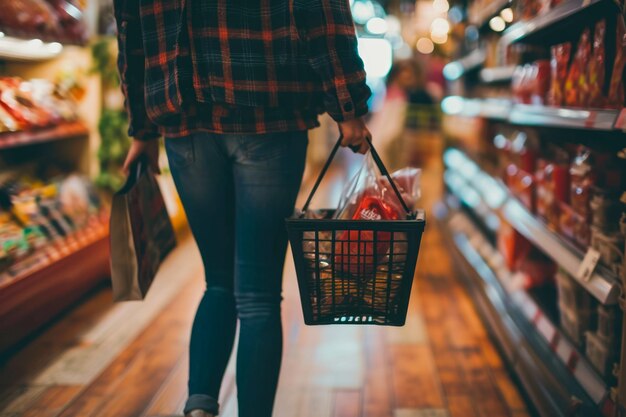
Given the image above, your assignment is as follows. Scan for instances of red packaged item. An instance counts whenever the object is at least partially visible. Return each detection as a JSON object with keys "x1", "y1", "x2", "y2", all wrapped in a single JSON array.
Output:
[
  {"x1": 565, "y1": 30, "x2": 592, "y2": 107},
  {"x1": 570, "y1": 147, "x2": 597, "y2": 217},
  {"x1": 548, "y1": 43, "x2": 571, "y2": 106},
  {"x1": 45, "y1": 0, "x2": 88, "y2": 43},
  {"x1": 332, "y1": 154, "x2": 421, "y2": 275},
  {"x1": 532, "y1": 60, "x2": 551, "y2": 105},
  {"x1": 608, "y1": 17, "x2": 626, "y2": 108},
  {"x1": 588, "y1": 21, "x2": 607, "y2": 108},
  {"x1": 498, "y1": 221, "x2": 532, "y2": 271},
  {"x1": 334, "y1": 196, "x2": 399, "y2": 275},
  {"x1": 0, "y1": 0, "x2": 60, "y2": 39},
  {"x1": 516, "y1": 248, "x2": 557, "y2": 289}
]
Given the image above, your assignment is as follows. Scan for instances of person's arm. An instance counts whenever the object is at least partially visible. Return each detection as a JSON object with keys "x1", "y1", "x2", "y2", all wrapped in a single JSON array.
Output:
[
  {"x1": 113, "y1": 0, "x2": 160, "y2": 141},
  {"x1": 294, "y1": 0, "x2": 372, "y2": 123}
]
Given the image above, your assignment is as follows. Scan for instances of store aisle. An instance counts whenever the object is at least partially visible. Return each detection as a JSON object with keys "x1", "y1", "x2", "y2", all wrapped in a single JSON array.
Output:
[{"x1": 0, "y1": 150, "x2": 530, "y2": 417}]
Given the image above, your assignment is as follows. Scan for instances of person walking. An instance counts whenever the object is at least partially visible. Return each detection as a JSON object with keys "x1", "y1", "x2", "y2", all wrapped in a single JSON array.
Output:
[{"x1": 113, "y1": 1, "x2": 372, "y2": 416}]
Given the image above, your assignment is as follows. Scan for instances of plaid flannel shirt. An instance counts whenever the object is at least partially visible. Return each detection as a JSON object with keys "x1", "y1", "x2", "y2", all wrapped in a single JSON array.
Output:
[{"x1": 113, "y1": 0, "x2": 371, "y2": 140}]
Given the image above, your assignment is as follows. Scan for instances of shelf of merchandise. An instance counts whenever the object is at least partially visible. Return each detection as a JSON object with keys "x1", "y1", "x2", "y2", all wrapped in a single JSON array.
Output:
[
  {"x1": 441, "y1": 96, "x2": 625, "y2": 132},
  {"x1": 0, "y1": 216, "x2": 110, "y2": 352},
  {"x1": 0, "y1": 35, "x2": 65, "y2": 61},
  {"x1": 443, "y1": 148, "x2": 621, "y2": 305},
  {"x1": 442, "y1": 49, "x2": 486, "y2": 81},
  {"x1": 469, "y1": 0, "x2": 512, "y2": 28},
  {"x1": 501, "y1": 0, "x2": 614, "y2": 45},
  {"x1": 0, "y1": 122, "x2": 89, "y2": 150},
  {"x1": 479, "y1": 66, "x2": 516, "y2": 84},
  {"x1": 438, "y1": 203, "x2": 615, "y2": 417}
]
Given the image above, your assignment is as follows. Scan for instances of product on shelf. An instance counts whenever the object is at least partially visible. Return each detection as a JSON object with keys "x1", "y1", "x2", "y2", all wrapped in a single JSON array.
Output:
[
  {"x1": 547, "y1": 43, "x2": 571, "y2": 107},
  {"x1": 564, "y1": 29, "x2": 591, "y2": 108},
  {"x1": 588, "y1": 20, "x2": 607, "y2": 108},
  {"x1": 532, "y1": 59, "x2": 551, "y2": 105},
  {"x1": 498, "y1": 221, "x2": 532, "y2": 271},
  {"x1": 0, "y1": 77, "x2": 79, "y2": 134},
  {"x1": 0, "y1": 173, "x2": 104, "y2": 276},
  {"x1": 0, "y1": 0, "x2": 88, "y2": 44},
  {"x1": 536, "y1": 146, "x2": 570, "y2": 228},
  {"x1": 586, "y1": 304, "x2": 622, "y2": 380},
  {"x1": 608, "y1": 16, "x2": 626, "y2": 108},
  {"x1": 556, "y1": 269, "x2": 597, "y2": 348}
]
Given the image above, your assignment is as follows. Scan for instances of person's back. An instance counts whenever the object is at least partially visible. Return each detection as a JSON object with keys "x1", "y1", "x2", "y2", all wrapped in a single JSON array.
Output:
[{"x1": 114, "y1": 1, "x2": 372, "y2": 417}]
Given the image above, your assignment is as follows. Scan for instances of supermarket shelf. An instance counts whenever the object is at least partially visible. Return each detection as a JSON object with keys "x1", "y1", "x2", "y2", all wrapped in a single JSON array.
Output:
[
  {"x1": 441, "y1": 96, "x2": 511, "y2": 120},
  {"x1": 501, "y1": 0, "x2": 615, "y2": 45},
  {"x1": 440, "y1": 207, "x2": 614, "y2": 416},
  {"x1": 441, "y1": 96, "x2": 624, "y2": 132},
  {"x1": 0, "y1": 35, "x2": 64, "y2": 61},
  {"x1": 0, "y1": 219, "x2": 110, "y2": 353},
  {"x1": 442, "y1": 49, "x2": 486, "y2": 81},
  {"x1": 469, "y1": 0, "x2": 512, "y2": 28},
  {"x1": 443, "y1": 148, "x2": 621, "y2": 305},
  {"x1": 0, "y1": 122, "x2": 89, "y2": 150},
  {"x1": 509, "y1": 104, "x2": 621, "y2": 131},
  {"x1": 479, "y1": 66, "x2": 516, "y2": 84}
]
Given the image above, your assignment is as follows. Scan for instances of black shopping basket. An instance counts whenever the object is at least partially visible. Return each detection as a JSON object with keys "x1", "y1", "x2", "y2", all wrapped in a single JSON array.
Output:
[{"x1": 286, "y1": 136, "x2": 425, "y2": 326}]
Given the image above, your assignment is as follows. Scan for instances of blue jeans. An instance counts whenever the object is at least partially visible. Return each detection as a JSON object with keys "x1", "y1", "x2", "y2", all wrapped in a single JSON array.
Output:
[{"x1": 165, "y1": 131, "x2": 308, "y2": 417}]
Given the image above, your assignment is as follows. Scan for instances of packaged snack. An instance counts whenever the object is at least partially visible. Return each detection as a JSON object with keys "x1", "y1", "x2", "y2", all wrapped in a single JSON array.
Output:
[
  {"x1": 570, "y1": 146, "x2": 597, "y2": 217},
  {"x1": 608, "y1": 17, "x2": 626, "y2": 108},
  {"x1": 532, "y1": 60, "x2": 551, "y2": 105},
  {"x1": 0, "y1": 0, "x2": 60, "y2": 39},
  {"x1": 588, "y1": 21, "x2": 607, "y2": 108},
  {"x1": 565, "y1": 30, "x2": 591, "y2": 107},
  {"x1": 548, "y1": 43, "x2": 571, "y2": 106},
  {"x1": 333, "y1": 155, "x2": 421, "y2": 275}
]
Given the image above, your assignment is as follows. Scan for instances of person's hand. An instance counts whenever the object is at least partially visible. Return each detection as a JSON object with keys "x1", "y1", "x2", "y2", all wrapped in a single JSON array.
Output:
[
  {"x1": 122, "y1": 139, "x2": 161, "y2": 175},
  {"x1": 338, "y1": 117, "x2": 371, "y2": 154}
]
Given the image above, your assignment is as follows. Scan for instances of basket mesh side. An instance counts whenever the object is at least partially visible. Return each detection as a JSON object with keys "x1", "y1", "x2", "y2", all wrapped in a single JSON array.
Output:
[{"x1": 301, "y1": 229, "x2": 411, "y2": 325}]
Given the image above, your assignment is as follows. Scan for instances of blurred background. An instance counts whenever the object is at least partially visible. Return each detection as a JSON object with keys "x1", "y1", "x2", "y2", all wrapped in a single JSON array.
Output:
[{"x1": 0, "y1": 1, "x2": 625, "y2": 417}]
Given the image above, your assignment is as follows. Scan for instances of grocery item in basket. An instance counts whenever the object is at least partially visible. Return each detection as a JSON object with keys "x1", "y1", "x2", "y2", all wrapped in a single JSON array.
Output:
[
  {"x1": 332, "y1": 154, "x2": 421, "y2": 275},
  {"x1": 548, "y1": 43, "x2": 571, "y2": 107},
  {"x1": 608, "y1": 17, "x2": 626, "y2": 108},
  {"x1": 588, "y1": 20, "x2": 607, "y2": 108},
  {"x1": 334, "y1": 196, "x2": 399, "y2": 275}
]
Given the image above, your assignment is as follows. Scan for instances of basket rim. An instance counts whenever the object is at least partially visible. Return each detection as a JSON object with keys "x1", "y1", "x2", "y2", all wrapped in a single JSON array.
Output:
[{"x1": 287, "y1": 209, "x2": 425, "y2": 223}]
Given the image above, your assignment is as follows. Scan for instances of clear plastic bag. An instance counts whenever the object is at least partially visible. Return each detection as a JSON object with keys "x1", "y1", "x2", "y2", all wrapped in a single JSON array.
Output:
[{"x1": 332, "y1": 153, "x2": 421, "y2": 274}]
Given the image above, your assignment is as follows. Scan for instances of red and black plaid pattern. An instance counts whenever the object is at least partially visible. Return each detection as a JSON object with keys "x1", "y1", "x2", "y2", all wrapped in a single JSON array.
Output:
[{"x1": 113, "y1": 0, "x2": 371, "y2": 140}]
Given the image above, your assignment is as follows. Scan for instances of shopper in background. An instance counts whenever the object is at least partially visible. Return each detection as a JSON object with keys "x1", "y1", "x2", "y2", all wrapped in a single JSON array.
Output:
[
  {"x1": 370, "y1": 59, "x2": 434, "y2": 168},
  {"x1": 112, "y1": 1, "x2": 371, "y2": 417}
]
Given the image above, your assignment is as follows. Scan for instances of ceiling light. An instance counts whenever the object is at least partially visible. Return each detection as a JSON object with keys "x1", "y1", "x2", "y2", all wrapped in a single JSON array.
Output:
[
  {"x1": 500, "y1": 8, "x2": 514, "y2": 23},
  {"x1": 489, "y1": 16, "x2": 506, "y2": 32},
  {"x1": 365, "y1": 17, "x2": 388, "y2": 35},
  {"x1": 416, "y1": 37, "x2": 434, "y2": 54}
]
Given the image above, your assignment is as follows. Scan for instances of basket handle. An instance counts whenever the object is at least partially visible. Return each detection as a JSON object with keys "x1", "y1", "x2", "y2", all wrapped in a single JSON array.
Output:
[{"x1": 300, "y1": 136, "x2": 414, "y2": 218}]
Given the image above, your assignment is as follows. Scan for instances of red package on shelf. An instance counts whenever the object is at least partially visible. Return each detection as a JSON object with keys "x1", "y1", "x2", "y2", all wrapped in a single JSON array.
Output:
[
  {"x1": 548, "y1": 43, "x2": 571, "y2": 107},
  {"x1": 608, "y1": 17, "x2": 626, "y2": 108},
  {"x1": 588, "y1": 20, "x2": 607, "y2": 108},
  {"x1": 533, "y1": 60, "x2": 551, "y2": 105},
  {"x1": 0, "y1": 0, "x2": 61, "y2": 40},
  {"x1": 498, "y1": 221, "x2": 532, "y2": 271},
  {"x1": 565, "y1": 30, "x2": 592, "y2": 107}
]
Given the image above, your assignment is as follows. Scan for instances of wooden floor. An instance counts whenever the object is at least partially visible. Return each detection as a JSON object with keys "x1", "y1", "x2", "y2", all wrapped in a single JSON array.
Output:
[{"x1": 0, "y1": 149, "x2": 531, "y2": 417}]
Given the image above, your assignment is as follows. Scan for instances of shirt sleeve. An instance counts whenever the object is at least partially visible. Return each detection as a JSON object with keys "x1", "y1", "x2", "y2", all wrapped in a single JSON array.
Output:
[
  {"x1": 294, "y1": 0, "x2": 372, "y2": 122},
  {"x1": 113, "y1": 0, "x2": 160, "y2": 141}
]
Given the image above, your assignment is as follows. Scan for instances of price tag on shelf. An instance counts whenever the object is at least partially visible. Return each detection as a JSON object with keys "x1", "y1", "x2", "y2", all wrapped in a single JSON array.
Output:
[{"x1": 577, "y1": 248, "x2": 601, "y2": 282}]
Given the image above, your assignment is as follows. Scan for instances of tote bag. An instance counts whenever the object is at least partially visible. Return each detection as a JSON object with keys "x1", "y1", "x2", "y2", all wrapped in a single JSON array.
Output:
[{"x1": 109, "y1": 157, "x2": 176, "y2": 301}]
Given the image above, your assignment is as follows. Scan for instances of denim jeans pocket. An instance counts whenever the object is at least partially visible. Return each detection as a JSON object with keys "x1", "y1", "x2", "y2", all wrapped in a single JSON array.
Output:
[
  {"x1": 241, "y1": 132, "x2": 307, "y2": 162},
  {"x1": 165, "y1": 135, "x2": 195, "y2": 169}
]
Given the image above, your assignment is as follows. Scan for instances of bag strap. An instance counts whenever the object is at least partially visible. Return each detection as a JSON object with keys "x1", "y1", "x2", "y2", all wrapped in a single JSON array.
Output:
[{"x1": 300, "y1": 136, "x2": 414, "y2": 218}]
